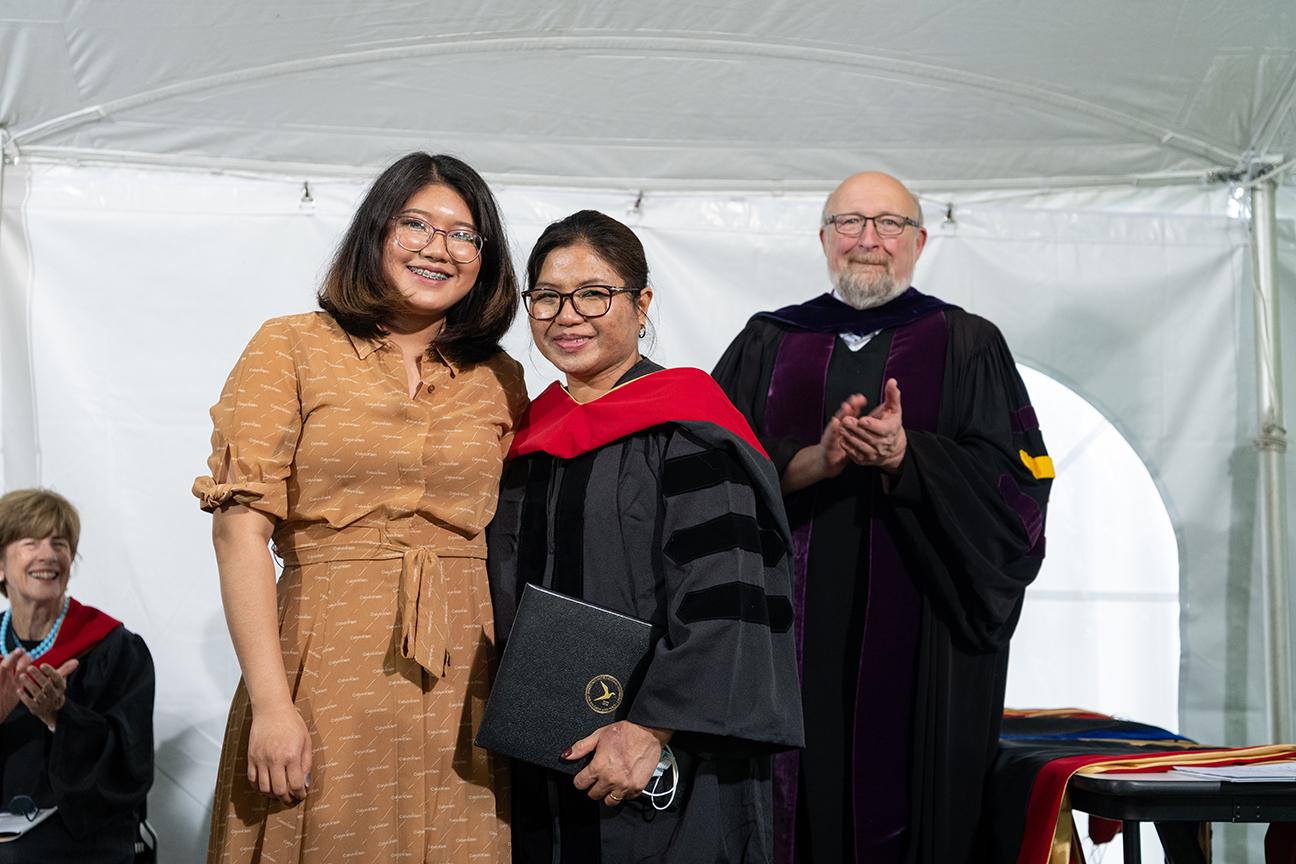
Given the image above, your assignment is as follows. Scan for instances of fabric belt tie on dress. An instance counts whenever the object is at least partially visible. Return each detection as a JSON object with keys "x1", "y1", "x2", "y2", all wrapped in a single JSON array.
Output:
[
  {"x1": 275, "y1": 522, "x2": 485, "y2": 680},
  {"x1": 399, "y1": 547, "x2": 451, "y2": 678},
  {"x1": 396, "y1": 545, "x2": 489, "y2": 679}
]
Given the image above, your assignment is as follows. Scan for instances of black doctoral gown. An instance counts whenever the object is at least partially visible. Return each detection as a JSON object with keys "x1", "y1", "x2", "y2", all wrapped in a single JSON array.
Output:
[
  {"x1": 0, "y1": 620, "x2": 155, "y2": 864},
  {"x1": 712, "y1": 291, "x2": 1051, "y2": 864},
  {"x1": 487, "y1": 359, "x2": 805, "y2": 864}
]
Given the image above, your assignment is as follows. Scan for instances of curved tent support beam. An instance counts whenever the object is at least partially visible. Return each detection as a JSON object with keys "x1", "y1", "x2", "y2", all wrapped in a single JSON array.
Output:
[
  {"x1": 1250, "y1": 177, "x2": 1292, "y2": 745},
  {"x1": 1247, "y1": 59, "x2": 1296, "y2": 163},
  {"x1": 0, "y1": 133, "x2": 40, "y2": 490},
  {"x1": 8, "y1": 32, "x2": 1242, "y2": 168},
  {"x1": 6, "y1": 108, "x2": 106, "y2": 155},
  {"x1": 3, "y1": 146, "x2": 1227, "y2": 193}
]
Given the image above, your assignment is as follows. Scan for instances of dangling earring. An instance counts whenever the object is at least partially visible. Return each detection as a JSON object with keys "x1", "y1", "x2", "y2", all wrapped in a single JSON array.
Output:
[{"x1": 638, "y1": 325, "x2": 646, "y2": 339}]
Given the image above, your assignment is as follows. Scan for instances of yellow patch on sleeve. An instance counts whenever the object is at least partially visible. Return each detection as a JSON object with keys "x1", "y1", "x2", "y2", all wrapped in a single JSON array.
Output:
[{"x1": 1019, "y1": 450, "x2": 1055, "y2": 479}]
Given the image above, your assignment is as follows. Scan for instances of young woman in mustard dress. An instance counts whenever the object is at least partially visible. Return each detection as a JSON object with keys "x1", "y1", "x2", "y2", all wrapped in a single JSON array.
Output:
[{"x1": 195, "y1": 153, "x2": 527, "y2": 864}]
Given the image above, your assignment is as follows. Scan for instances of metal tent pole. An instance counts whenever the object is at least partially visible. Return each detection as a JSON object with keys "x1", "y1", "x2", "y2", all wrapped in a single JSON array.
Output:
[{"x1": 1250, "y1": 177, "x2": 1292, "y2": 744}]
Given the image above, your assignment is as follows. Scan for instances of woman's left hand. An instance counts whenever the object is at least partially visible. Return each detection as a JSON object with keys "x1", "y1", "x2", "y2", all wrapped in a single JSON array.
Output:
[
  {"x1": 566, "y1": 721, "x2": 673, "y2": 806},
  {"x1": 17, "y1": 658, "x2": 78, "y2": 731}
]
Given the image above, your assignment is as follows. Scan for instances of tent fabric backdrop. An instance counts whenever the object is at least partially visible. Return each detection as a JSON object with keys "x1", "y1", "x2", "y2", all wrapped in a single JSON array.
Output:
[
  {"x1": 3, "y1": 1, "x2": 1294, "y2": 189},
  {"x1": 4, "y1": 3, "x2": 1296, "y2": 861},
  {"x1": 0, "y1": 160, "x2": 1292, "y2": 861}
]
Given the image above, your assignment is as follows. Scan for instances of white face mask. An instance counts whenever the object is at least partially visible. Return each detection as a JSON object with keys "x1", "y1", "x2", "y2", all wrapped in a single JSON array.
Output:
[{"x1": 641, "y1": 745, "x2": 679, "y2": 810}]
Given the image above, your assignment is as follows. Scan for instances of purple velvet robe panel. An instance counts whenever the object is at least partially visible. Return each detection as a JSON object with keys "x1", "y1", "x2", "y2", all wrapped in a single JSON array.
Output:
[{"x1": 765, "y1": 313, "x2": 948, "y2": 864}]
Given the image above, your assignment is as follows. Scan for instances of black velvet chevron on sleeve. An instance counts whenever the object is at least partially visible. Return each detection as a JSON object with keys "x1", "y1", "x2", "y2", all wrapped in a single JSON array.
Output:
[
  {"x1": 662, "y1": 450, "x2": 753, "y2": 497},
  {"x1": 676, "y1": 582, "x2": 794, "y2": 633},
  {"x1": 664, "y1": 512, "x2": 786, "y2": 567}
]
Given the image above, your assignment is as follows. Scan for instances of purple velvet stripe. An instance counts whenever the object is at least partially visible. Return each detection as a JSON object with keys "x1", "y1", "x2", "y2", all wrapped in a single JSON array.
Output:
[
  {"x1": 1009, "y1": 405, "x2": 1040, "y2": 434},
  {"x1": 763, "y1": 329, "x2": 836, "y2": 678},
  {"x1": 852, "y1": 311, "x2": 946, "y2": 863},
  {"x1": 772, "y1": 748, "x2": 799, "y2": 864},
  {"x1": 998, "y1": 473, "x2": 1044, "y2": 546},
  {"x1": 885, "y1": 312, "x2": 946, "y2": 432},
  {"x1": 764, "y1": 330, "x2": 835, "y2": 864},
  {"x1": 1026, "y1": 535, "x2": 1047, "y2": 559},
  {"x1": 764, "y1": 331, "x2": 836, "y2": 443},
  {"x1": 855, "y1": 518, "x2": 922, "y2": 862}
]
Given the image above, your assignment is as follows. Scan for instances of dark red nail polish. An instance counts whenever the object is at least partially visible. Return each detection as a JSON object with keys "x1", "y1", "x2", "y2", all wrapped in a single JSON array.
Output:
[{"x1": 561, "y1": 748, "x2": 572, "y2": 759}]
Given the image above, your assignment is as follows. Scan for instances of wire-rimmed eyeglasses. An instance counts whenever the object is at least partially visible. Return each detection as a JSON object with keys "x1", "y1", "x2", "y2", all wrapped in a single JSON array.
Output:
[
  {"x1": 389, "y1": 215, "x2": 485, "y2": 264},
  {"x1": 824, "y1": 213, "x2": 920, "y2": 238},
  {"x1": 7, "y1": 795, "x2": 37, "y2": 822},
  {"x1": 522, "y1": 286, "x2": 640, "y2": 320}
]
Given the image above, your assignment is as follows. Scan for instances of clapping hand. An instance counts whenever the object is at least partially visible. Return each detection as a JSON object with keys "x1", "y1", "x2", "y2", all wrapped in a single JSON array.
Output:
[
  {"x1": 0, "y1": 648, "x2": 78, "y2": 729},
  {"x1": 839, "y1": 378, "x2": 907, "y2": 475},
  {"x1": 0, "y1": 649, "x2": 26, "y2": 721}
]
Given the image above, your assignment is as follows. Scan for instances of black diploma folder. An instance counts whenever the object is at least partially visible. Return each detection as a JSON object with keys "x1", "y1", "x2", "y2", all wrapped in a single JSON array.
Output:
[{"x1": 475, "y1": 583, "x2": 664, "y2": 774}]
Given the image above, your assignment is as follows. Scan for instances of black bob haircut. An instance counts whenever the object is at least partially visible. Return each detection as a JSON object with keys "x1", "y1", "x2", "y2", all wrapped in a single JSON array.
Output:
[
  {"x1": 319, "y1": 152, "x2": 518, "y2": 366},
  {"x1": 525, "y1": 209, "x2": 649, "y2": 293}
]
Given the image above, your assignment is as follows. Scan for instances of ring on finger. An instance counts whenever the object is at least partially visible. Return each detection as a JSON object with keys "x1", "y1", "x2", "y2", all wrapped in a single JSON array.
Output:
[{"x1": 609, "y1": 793, "x2": 622, "y2": 802}]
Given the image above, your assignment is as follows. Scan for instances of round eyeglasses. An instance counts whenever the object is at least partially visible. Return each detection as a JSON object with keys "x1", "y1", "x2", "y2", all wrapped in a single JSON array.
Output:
[
  {"x1": 522, "y1": 286, "x2": 640, "y2": 320},
  {"x1": 825, "y1": 213, "x2": 920, "y2": 238},
  {"x1": 390, "y1": 215, "x2": 485, "y2": 264},
  {"x1": 7, "y1": 795, "x2": 37, "y2": 822}
]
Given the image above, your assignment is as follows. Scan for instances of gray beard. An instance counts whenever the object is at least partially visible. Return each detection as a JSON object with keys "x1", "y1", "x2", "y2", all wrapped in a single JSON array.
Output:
[{"x1": 830, "y1": 266, "x2": 905, "y2": 310}]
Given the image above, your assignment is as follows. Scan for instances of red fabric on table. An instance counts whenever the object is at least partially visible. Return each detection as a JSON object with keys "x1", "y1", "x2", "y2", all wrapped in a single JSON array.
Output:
[
  {"x1": 1016, "y1": 749, "x2": 1245, "y2": 864},
  {"x1": 1267, "y1": 823, "x2": 1296, "y2": 864},
  {"x1": 1088, "y1": 815, "x2": 1121, "y2": 845}
]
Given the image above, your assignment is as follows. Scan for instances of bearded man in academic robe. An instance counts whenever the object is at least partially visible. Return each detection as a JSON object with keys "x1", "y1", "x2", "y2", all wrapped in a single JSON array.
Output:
[
  {"x1": 0, "y1": 489, "x2": 155, "y2": 864},
  {"x1": 712, "y1": 172, "x2": 1053, "y2": 864}
]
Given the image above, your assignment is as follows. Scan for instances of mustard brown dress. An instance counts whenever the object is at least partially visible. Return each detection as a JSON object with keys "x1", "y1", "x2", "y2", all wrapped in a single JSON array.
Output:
[{"x1": 194, "y1": 311, "x2": 528, "y2": 864}]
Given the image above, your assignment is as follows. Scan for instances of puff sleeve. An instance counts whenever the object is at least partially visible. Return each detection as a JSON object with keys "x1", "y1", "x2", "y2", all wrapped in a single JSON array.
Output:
[{"x1": 192, "y1": 318, "x2": 304, "y2": 518}]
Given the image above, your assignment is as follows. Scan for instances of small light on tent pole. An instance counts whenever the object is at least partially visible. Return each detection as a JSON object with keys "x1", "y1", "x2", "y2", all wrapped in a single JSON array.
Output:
[
  {"x1": 942, "y1": 203, "x2": 955, "y2": 226},
  {"x1": 628, "y1": 190, "x2": 644, "y2": 219},
  {"x1": 300, "y1": 181, "x2": 315, "y2": 214}
]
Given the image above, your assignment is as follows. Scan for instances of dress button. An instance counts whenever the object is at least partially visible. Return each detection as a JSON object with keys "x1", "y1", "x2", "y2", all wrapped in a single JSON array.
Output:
[{"x1": 427, "y1": 383, "x2": 435, "y2": 393}]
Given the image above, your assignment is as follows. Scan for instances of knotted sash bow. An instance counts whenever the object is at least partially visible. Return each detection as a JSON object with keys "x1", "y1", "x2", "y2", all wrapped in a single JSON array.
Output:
[
  {"x1": 277, "y1": 522, "x2": 484, "y2": 679},
  {"x1": 398, "y1": 546, "x2": 472, "y2": 678}
]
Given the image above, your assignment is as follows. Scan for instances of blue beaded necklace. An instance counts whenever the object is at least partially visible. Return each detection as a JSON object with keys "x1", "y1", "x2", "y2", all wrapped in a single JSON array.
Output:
[{"x1": 2, "y1": 595, "x2": 70, "y2": 660}]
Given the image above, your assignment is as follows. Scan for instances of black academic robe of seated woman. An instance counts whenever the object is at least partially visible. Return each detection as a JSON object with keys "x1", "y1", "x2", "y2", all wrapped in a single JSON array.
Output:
[
  {"x1": 0, "y1": 600, "x2": 155, "y2": 864},
  {"x1": 487, "y1": 359, "x2": 805, "y2": 864}
]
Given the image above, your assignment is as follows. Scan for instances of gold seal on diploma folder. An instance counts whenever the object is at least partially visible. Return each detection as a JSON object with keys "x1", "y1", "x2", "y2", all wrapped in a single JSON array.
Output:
[{"x1": 475, "y1": 584, "x2": 664, "y2": 774}]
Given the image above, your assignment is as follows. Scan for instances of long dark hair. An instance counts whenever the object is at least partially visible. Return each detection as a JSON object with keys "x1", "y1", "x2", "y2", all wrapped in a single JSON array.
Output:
[
  {"x1": 319, "y1": 152, "x2": 518, "y2": 366},
  {"x1": 526, "y1": 210, "x2": 649, "y2": 292}
]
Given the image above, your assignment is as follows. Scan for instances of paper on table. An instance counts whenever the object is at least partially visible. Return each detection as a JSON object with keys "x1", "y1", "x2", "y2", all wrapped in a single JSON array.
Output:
[
  {"x1": 1171, "y1": 762, "x2": 1296, "y2": 782},
  {"x1": 0, "y1": 806, "x2": 56, "y2": 841}
]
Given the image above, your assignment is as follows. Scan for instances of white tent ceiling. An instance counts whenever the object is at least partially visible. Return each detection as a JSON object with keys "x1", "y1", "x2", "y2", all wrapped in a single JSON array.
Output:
[
  {"x1": 3, "y1": 4, "x2": 1296, "y2": 863},
  {"x1": 3, "y1": 1, "x2": 1294, "y2": 188}
]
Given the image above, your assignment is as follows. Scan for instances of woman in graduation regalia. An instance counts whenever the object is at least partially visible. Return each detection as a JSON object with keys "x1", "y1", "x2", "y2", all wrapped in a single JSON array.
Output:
[
  {"x1": 486, "y1": 210, "x2": 804, "y2": 863},
  {"x1": 0, "y1": 489, "x2": 155, "y2": 864}
]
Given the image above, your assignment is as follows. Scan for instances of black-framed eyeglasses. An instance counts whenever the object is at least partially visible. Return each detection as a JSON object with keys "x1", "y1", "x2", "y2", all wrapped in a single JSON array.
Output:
[
  {"x1": 7, "y1": 795, "x2": 37, "y2": 822},
  {"x1": 824, "y1": 213, "x2": 919, "y2": 238},
  {"x1": 389, "y1": 215, "x2": 485, "y2": 264},
  {"x1": 521, "y1": 286, "x2": 640, "y2": 320}
]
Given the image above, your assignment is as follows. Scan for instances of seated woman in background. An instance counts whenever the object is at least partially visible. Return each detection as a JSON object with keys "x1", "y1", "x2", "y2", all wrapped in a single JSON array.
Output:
[
  {"x1": 486, "y1": 210, "x2": 804, "y2": 863},
  {"x1": 0, "y1": 489, "x2": 155, "y2": 864}
]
